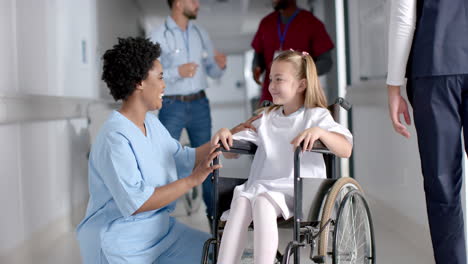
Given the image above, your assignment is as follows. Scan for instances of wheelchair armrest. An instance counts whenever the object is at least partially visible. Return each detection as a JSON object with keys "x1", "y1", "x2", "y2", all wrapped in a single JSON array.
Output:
[
  {"x1": 301, "y1": 140, "x2": 333, "y2": 155},
  {"x1": 219, "y1": 139, "x2": 257, "y2": 155},
  {"x1": 218, "y1": 140, "x2": 332, "y2": 155}
]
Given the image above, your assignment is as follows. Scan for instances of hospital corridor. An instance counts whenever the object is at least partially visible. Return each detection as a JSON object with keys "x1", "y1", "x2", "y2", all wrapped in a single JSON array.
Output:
[{"x1": 1, "y1": 0, "x2": 466, "y2": 263}]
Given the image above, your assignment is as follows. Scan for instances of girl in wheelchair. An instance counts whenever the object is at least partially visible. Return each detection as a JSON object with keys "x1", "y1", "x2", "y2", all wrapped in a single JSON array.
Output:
[{"x1": 211, "y1": 50, "x2": 353, "y2": 264}]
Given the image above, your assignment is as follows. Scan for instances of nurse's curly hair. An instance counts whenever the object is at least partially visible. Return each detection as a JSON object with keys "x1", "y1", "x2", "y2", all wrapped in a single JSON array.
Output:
[{"x1": 101, "y1": 37, "x2": 161, "y2": 101}]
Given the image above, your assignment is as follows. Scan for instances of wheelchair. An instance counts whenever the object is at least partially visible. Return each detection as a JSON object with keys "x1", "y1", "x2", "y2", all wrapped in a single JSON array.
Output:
[{"x1": 201, "y1": 98, "x2": 375, "y2": 264}]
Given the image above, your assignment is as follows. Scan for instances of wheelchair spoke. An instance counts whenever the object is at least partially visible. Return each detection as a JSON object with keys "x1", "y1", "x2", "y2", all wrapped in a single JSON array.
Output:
[
  {"x1": 340, "y1": 209, "x2": 351, "y2": 249},
  {"x1": 339, "y1": 210, "x2": 354, "y2": 259},
  {"x1": 340, "y1": 198, "x2": 357, "y2": 251},
  {"x1": 354, "y1": 240, "x2": 368, "y2": 253},
  {"x1": 338, "y1": 202, "x2": 351, "y2": 249},
  {"x1": 319, "y1": 179, "x2": 374, "y2": 264},
  {"x1": 351, "y1": 198, "x2": 357, "y2": 252},
  {"x1": 335, "y1": 193, "x2": 373, "y2": 264},
  {"x1": 354, "y1": 206, "x2": 367, "y2": 247},
  {"x1": 349, "y1": 202, "x2": 358, "y2": 258}
]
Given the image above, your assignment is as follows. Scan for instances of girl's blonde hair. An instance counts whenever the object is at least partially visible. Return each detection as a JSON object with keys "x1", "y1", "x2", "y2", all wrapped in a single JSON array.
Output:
[{"x1": 263, "y1": 50, "x2": 328, "y2": 113}]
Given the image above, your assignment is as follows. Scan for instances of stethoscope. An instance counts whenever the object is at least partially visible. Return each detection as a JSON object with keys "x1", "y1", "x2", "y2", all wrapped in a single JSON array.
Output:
[{"x1": 163, "y1": 20, "x2": 209, "y2": 59}]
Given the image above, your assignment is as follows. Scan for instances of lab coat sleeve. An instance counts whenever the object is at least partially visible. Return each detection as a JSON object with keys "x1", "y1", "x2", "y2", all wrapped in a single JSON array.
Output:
[
  {"x1": 149, "y1": 27, "x2": 183, "y2": 84},
  {"x1": 198, "y1": 26, "x2": 225, "y2": 79},
  {"x1": 97, "y1": 132, "x2": 155, "y2": 218},
  {"x1": 232, "y1": 115, "x2": 262, "y2": 145},
  {"x1": 315, "y1": 108, "x2": 353, "y2": 145},
  {"x1": 386, "y1": 0, "x2": 417, "y2": 86}
]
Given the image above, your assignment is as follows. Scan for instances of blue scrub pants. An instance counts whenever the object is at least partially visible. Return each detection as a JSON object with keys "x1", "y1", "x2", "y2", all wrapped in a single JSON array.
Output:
[
  {"x1": 409, "y1": 75, "x2": 468, "y2": 264},
  {"x1": 100, "y1": 222, "x2": 209, "y2": 264},
  {"x1": 154, "y1": 222, "x2": 210, "y2": 264},
  {"x1": 159, "y1": 96, "x2": 214, "y2": 219}
]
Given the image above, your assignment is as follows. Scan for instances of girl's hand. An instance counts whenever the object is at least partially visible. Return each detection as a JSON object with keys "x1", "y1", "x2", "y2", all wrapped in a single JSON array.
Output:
[
  {"x1": 189, "y1": 145, "x2": 222, "y2": 187},
  {"x1": 291, "y1": 127, "x2": 325, "y2": 152},
  {"x1": 211, "y1": 128, "x2": 233, "y2": 151}
]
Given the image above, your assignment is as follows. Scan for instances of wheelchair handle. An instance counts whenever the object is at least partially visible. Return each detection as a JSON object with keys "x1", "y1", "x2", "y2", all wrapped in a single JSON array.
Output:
[{"x1": 334, "y1": 97, "x2": 352, "y2": 111}]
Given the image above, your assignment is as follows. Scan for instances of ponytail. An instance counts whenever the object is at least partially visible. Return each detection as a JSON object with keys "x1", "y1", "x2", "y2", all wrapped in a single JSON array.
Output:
[{"x1": 302, "y1": 53, "x2": 327, "y2": 109}]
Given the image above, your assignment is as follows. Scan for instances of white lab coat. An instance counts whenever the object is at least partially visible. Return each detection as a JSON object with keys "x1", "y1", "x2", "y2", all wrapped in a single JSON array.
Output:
[{"x1": 222, "y1": 106, "x2": 353, "y2": 220}]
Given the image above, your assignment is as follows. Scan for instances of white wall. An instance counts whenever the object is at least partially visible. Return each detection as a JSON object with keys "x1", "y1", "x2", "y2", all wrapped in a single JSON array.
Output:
[
  {"x1": 0, "y1": 0, "x2": 18, "y2": 94},
  {"x1": 0, "y1": 0, "x2": 142, "y2": 263},
  {"x1": 96, "y1": 0, "x2": 144, "y2": 99},
  {"x1": 13, "y1": 0, "x2": 97, "y2": 97}
]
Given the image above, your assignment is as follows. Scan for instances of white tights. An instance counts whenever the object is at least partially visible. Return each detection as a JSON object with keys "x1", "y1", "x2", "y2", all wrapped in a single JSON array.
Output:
[{"x1": 217, "y1": 195, "x2": 281, "y2": 264}]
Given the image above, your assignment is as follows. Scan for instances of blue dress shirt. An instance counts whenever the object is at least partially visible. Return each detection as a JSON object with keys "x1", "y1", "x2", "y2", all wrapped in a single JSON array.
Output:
[{"x1": 150, "y1": 16, "x2": 225, "y2": 96}]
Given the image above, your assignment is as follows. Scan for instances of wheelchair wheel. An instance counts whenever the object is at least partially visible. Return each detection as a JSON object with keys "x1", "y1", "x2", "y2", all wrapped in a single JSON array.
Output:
[
  {"x1": 333, "y1": 189, "x2": 375, "y2": 263},
  {"x1": 317, "y1": 177, "x2": 364, "y2": 263}
]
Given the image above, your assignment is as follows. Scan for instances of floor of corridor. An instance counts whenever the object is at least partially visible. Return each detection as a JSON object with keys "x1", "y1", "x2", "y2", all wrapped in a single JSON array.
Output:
[
  {"x1": 33, "y1": 191, "x2": 435, "y2": 264},
  {"x1": 37, "y1": 200, "x2": 319, "y2": 264}
]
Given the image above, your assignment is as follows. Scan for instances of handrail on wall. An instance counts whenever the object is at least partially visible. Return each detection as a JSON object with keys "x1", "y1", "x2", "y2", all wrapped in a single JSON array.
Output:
[{"x1": 0, "y1": 93, "x2": 119, "y2": 125}]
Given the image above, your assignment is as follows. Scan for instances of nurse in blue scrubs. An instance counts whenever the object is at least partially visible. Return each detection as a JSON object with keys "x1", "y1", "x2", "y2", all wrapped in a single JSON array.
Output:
[{"x1": 76, "y1": 37, "x2": 222, "y2": 264}]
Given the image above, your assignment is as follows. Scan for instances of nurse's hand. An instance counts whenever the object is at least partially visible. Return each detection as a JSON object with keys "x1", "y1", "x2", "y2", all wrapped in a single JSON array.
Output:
[{"x1": 189, "y1": 145, "x2": 222, "y2": 187}]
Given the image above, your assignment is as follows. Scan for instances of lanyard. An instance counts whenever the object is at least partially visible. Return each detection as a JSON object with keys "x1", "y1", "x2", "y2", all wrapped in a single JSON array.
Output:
[{"x1": 277, "y1": 9, "x2": 300, "y2": 50}]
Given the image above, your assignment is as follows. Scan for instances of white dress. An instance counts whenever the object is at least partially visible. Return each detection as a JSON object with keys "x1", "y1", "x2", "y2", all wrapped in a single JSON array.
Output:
[{"x1": 222, "y1": 106, "x2": 353, "y2": 220}]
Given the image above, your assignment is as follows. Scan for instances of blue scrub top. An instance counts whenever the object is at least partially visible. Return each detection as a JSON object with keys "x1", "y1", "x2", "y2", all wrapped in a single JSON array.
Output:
[{"x1": 76, "y1": 111, "x2": 195, "y2": 263}]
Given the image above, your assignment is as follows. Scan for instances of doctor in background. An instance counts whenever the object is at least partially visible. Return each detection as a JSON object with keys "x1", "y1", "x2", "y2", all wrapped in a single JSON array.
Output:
[
  {"x1": 251, "y1": 0, "x2": 334, "y2": 104},
  {"x1": 387, "y1": 0, "x2": 468, "y2": 263},
  {"x1": 150, "y1": 0, "x2": 227, "y2": 225}
]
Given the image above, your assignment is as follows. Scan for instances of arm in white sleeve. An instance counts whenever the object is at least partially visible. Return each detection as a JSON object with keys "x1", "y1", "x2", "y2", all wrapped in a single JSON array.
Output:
[
  {"x1": 232, "y1": 115, "x2": 262, "y2": 145},
  {"x1": 386, "y1": 0, "x2": 417, "y2": 86}
]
